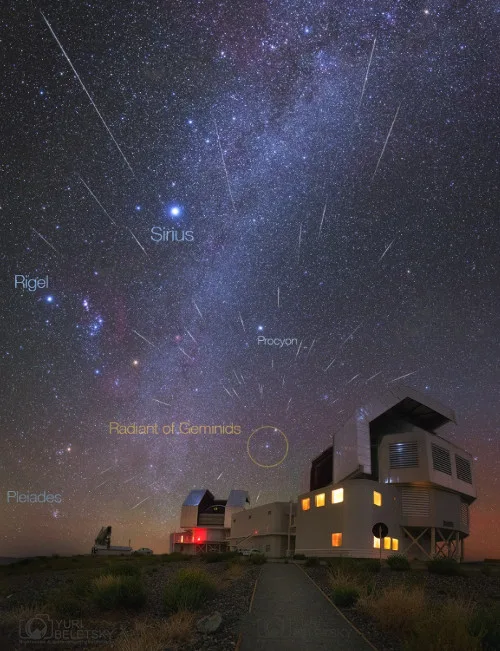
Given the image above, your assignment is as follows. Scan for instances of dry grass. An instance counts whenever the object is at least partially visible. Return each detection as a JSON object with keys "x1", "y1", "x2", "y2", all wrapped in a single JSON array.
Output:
[
  {"x1": 328, "y1": 567, "x2": 371, "y2": 596},
  {"x1": 225, "y1": 562, "x2": 245, "y2": 580},
  {"x1": 406, "y1": 598, "x2": 483, "y2": 651},
  {"x1": 100, "y1": 612, "x2": 195, "y2": 651},
  {"x1": 357, "y1": 584, "x2": 426, "y2": 636},
  {"x1": 0, "y1": 603, "x2": 50, "y2": 629}
]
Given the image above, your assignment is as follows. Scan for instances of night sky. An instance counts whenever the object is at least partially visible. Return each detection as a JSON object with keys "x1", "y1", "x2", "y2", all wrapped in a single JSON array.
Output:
[{"x1": 1, "y1": 0, "x2": 498, "y2": 560}]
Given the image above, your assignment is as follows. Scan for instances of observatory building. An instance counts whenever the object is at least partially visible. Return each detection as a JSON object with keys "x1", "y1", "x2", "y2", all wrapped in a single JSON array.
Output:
[
  {"x1": 295, "y1": 386, "x2": 476, "y2": 560},
  {"x1": 169, "y1": 489, "x2": 250, "y2": 554}
]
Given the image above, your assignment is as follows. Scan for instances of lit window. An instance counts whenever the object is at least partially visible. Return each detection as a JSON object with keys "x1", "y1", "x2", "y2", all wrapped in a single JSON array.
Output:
[
  {"x1": 332, "y1": 488, "x2": 344, "y2": 504},
  {"x1": 180, "y1": 535, "x2": 184, "y2": 543},
  {"x1": 373, "y1": 491, "x2": 382, "y2": 506},
  {"x1": 373, "y1": 536, "x2": 380, "y2": 549},
  {"x1": 315, "y1": 493, "x2": 326, "y2": 507},
  {"x1": 392, "y1": 538, "x2": 399, "y2": 551},
  {"x1": 384, "y1": 537, "x2": 391, "y2": 550},
  {"x1": 302, "y1": 498, "x2": 311, "y2": 511},
  {"x1": 331, "y1": 533, "x2": 342, "y2": 547}
]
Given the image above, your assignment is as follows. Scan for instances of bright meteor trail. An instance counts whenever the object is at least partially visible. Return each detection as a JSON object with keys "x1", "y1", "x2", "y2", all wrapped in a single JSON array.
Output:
[{"x1": 40, "y1": 12, "x2": 135, "y2": 176}]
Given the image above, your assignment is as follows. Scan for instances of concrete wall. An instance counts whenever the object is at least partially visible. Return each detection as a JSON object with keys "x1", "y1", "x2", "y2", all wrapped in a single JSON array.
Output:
[
  {"x1": 295, "y1": 479, "x2": 402, "y2": 558},
  {"x1": 228, "y1": 502, "x2": 295, "y2": 557}
]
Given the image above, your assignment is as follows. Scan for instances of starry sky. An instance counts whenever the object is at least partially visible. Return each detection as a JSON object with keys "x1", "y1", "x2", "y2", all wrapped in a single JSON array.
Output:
[{"x1": 1, "y1": 0, "x2": 498, "y2": 560}]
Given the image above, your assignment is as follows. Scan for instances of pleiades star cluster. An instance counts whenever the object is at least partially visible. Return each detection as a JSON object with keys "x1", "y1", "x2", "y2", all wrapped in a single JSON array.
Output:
[{"x1": 0, "y1": 0, "x2": 498, "y2": 559}]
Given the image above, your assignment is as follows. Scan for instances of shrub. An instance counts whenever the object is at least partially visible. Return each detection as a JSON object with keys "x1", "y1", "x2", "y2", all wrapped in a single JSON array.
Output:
[
  {"x1": 293, "y1": 554, "x2": 306, "y2": 560},
  {"x1": 164, "y1": 568, "x2": 217, "y2": 613},
  {"x1": 407, "y1": 598, "x2": 483, "y2": 651},
  {"x1": 91, "y1": 574, "x2": 146, "y2": 610},
  {"x1": 427, "y1": 558, "x2": 464, "y2": 576},
  {"x1": 357, "y1": 584, "x2": 426, "y2": 636},
  {"x1": 305, "y1": 557, "x2": 320, "y2": 567},
  {"x1": 387, "y1": 554, "x2": 411, "y2": 571},
  {"x1": 332, "y1": 586, "x2": 360, "y2": 607},
  {"x1": 469, "y1": 602, "x2": 500, "y2": 651},
  {"x1": 248, "y1": 554, "x2": 266, "y2": 565},
  {"x1": 102, "y1": 563, "x2": 141, "y2": 578}
]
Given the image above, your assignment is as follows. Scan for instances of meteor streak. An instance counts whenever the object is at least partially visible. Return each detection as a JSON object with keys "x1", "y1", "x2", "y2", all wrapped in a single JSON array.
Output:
[
  {"x1": 130, "y1": 496, "x2": 151, "y2": 510},
  {"x1": 94, "y1": 479, "x2": 109, "y2": 490},
  {"x1": 179, "y1": 346, "x2": 194, "y2": 361},
  {"x1": 152, "y1": 399, "x2": 171, "y2": 407},
  {"x1": 295, "y1": 340, "x2": 303, "y2": 358},
  {"x1": 298, "y1": 224, "x2": 303, "y2": 263},
  {"x1": 193, "y1": 300, "x2": 204, "y2": 320},
  {"x1": 217, "y1": 472, "x2": 223, "y2": 480},
  {"x1": 222, "y1": 385, "x2": 233, "y2": 398},
  {"x1": 238, "y1": 312, "x2": 246, "y2": 332},
  {"x1": 40, "y1": 12, "x2": 135, "y2": 176},
  {"x1": 378, "y1": 238, "x2": 395, "y2": 262},
  {"x1": 128, "y1": 228, "x2": 148, "y2": 257},
  {"x1": 372, "y1": 103, "x2": 401, "y2": 181},
  {"x1": 318, "y1": 201, "x2": 327, "y2": 237},
  {"x1": 388, "y1": 370, "x2": 419, "y2": 383},
  {"x1": 77, "y1": 175, "x2": 117, "y2": 226},
  {"x1": 186, "y1": 330, "x2": 197, "y2": 344},
  {"x1": 31, "y1": 227, "x2": 60, "y2": 254},
  {"x1": 213, "y1": 118, "x2": 236, "y2": 214},
  {"x1": 366, "y1": 371, "x2": 382, "y2": 382},
  {"x1": 359, "y1": 38, "x2": 376, "y2": 109},
  {"x1": 132, "y1": 329, "x2": 157, "y2": 348},
  {"x1": 286, "y1": 397, "x2": 292, "y2": 413},
  {"x1": 346, "y1": 373, "x2": 360, "y2": 385},
  {"x1": 324, "y1": 356, "x2": 336, "y2": 372},
  {"x1": 340, "y1": 324, "x2": 362, "y2": 348}
]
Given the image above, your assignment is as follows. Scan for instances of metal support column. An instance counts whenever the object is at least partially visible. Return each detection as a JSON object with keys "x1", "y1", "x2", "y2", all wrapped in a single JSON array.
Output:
[{"x1": 431, "y1": 527, "x2": 435, "y2": 559}]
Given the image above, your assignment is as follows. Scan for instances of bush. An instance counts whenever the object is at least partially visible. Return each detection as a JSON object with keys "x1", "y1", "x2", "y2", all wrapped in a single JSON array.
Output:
[
  {"x1": 102, "y1": 563, "x2": 141, "y2": 577},
  {"x1": 248, "y1": 554, "x2": 266, "y2": 565},
  {"x1": 332, "y1": 586, "x2": 360, "y2": 607},
  {"x1": 91, "y1": 574, "x2": 146, "y2": 610},
  {"x1": 164, "y1": 568, "x2": 217, "y2": 613},
  {"x1": 305, "y1": 557, "x2": 320, "y2": 567},
  {"x1": 469, "y1": 603, "x2": 500, "y2": 651},
  {"x1": 293, "y1": 554, "x2": 306, "y2": 560},
  {"x1": 407, "y1": 598, "x2": 483, "y2": 651},
  {"x1": 427, "y1": 558, "x2": 464, "y2": 576},
  {"x1": 387, "y1": 554, "x2": 411, "y2": 571},
  {"x1": 358, "y1": 584, "x2": 426, "y2": 636}
]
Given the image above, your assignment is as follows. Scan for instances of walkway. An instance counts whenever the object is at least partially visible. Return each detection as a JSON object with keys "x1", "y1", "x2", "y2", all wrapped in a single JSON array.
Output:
[{"x1": 238, "y1": 563, "x2": 376, "y2": 651}]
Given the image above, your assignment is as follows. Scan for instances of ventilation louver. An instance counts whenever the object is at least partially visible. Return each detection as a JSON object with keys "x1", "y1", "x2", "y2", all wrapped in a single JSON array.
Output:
[
  {"x1": 389, "y1": 441, "x2": 418, "y2": 468},
  {"x1": 401, "y1": 487, "x2": 430, "y2": 517},
  {"x1": 455, "y1": 455, "x2": 472, "y2": 484},
  {"x1": 432, "y1": 444, "x2": 452, "y2": 475}
]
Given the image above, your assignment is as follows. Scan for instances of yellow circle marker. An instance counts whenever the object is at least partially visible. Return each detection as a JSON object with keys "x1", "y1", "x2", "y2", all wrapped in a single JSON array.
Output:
[{"x1": 247, "y1": 425, "x2": 289, "y2": 468}]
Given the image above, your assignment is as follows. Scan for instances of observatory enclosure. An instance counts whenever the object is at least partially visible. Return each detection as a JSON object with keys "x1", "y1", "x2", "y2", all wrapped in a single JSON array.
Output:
[{"x1": 295, "y1": 387, "x2": 476, "y2": 559}]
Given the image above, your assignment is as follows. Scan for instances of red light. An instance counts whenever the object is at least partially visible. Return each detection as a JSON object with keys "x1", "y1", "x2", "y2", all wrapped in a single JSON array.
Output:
[{"x1": 193, "y1": 528, "x2": 207, "y2": 543}]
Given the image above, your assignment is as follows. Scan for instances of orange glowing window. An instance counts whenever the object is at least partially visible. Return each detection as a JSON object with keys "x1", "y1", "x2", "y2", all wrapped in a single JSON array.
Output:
[
  {"x1": 180, "y1": 535, "x2": 184, "y2": 543},
  {"x1": 373, "y1": 536, "x2": 380, "y2": 549},
  {"x1": 392, "y1": 538, "x2": 399, "y2": 551},
  {"x1": 302, "y1": 498, "x2": 311, "y2": 511},
  {"x1": 373, "y1": 491, "x2": 382, "y2": 506},
  {"x1": 332, "y1": 488, "x2": 344, "y2": 504},
  {"x1": 331, "y1": 533, "x2": 342, "y2": 547},
  {"x1": 384, "y1": 537, "x2": 391, "y2": 550},
  {"x1": 315, "y1": 493, "x2": 326, "y2": 507}
]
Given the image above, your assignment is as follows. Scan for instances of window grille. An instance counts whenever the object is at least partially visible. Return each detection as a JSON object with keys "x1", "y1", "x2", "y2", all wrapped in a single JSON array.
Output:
[{"x1": 455, "y1": 455, "x2": 472, "y2": 484}]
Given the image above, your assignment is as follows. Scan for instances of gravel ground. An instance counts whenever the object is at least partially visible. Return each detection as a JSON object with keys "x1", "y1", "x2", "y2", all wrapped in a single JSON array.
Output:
[
  {"x1": 303, "y1": 565, "x2": 500, "y2": 651},
  {"x1": 0, "y1": 560, "x2": 260, "y2": 651}
]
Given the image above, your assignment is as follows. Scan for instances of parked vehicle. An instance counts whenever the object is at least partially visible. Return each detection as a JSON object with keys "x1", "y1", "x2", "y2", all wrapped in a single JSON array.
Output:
[
  {"x1": 134, "y1": 547, "x2": 153, "y2": 555},
  {"x1": 242, "y1": 548, "x2": 261, "y2": 556}
]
